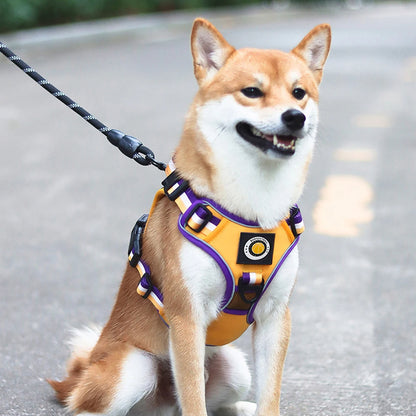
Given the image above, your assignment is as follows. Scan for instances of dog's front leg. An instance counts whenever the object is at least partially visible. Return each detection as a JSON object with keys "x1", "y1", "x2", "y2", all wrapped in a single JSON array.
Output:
[
  {"x1": 252, "y1": 306, "x2": 291, "y2": 416},
  {"x1": 169, "y1": 314, "x2": 208, "y2": 416}
]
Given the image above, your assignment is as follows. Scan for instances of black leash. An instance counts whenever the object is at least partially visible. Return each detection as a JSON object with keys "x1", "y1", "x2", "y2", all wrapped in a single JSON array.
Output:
[{"x1": 0, "y1": 41, "x2": 166, "y2": 171}]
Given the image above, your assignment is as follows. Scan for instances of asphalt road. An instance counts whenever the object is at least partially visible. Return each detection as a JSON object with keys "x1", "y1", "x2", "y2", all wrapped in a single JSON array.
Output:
[{"x1": 1, "y1": 3, "x2": 415, "y2": 415}]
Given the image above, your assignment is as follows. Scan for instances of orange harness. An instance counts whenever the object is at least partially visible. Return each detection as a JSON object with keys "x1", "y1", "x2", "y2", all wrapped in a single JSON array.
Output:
[{"x1": 130, "y1": 161, "x2": 304, "y2": 346}]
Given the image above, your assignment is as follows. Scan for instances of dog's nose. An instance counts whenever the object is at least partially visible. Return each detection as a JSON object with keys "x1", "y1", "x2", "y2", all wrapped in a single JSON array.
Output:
[{"x1": 281, "y1": 109, "x2": 306, "y2": 131}]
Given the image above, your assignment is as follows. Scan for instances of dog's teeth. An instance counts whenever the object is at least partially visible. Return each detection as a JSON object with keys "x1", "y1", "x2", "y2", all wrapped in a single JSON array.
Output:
[
  {"x1": 273, "y1": 135, "x2": 278, "y2": 146},
  {"x1": 251, "y1": 126, "x2": 269, "y2": 139},
  {"x1": 251, "y1": 126, "x2": 261, "y2": 136},
  {"x1": 290, "y1": 139, "x2": 295, "y2": 146}
]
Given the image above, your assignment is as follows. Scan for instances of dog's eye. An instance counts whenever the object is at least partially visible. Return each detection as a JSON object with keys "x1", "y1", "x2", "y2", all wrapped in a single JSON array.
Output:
[
  {"x1": 241, "y1": 87, "x2": 264, "y2": 99},
  {"x1": 292, "y1": 88, "x2": 306, "y2": 100}
]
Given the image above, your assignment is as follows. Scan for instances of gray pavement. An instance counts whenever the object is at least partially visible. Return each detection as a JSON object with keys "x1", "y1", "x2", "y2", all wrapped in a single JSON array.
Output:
[{"x1": 1, "y1": 3, "x2": 416, "y2": 415}]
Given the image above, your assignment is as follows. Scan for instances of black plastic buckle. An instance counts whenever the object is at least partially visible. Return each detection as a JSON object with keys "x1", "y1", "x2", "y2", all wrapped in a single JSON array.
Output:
[
  {"x1": 162, "y1": 171, "x2": 189, "y2": 201},
  {"x1": 288, "y1": 205, "x2": 300, "y2": 237},
  {"x1": 183, "y1": 203, "x2": 213, "y2": 233},
  {"x1": 128, "y1": 214, "x2": 148, "y2": 267},
  {"x1": 238, "y1": 277, "x2": 264, "y2": 304},
  {"x1": 140, "y1": 273, "x2": 153, "y2": 299}
]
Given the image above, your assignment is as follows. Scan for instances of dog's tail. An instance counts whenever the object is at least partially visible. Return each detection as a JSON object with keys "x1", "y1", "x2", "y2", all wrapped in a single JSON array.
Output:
[{"x1": 47, "y1": 325, "x2": 102, "y2": 404}]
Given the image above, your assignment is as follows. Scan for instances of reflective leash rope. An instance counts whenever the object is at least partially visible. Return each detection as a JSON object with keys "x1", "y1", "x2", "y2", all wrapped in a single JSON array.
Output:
[{"x1": 0, "y1": 42, "x2": 166, "y2": 171}]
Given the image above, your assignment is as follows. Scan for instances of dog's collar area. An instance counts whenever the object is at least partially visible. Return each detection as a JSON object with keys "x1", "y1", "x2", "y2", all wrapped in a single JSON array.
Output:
[
  {"x1": 236, "y1": 122, "x2": 297, "y2": 156},
  {"x1": 161, "y1": 170, "x2": 189, "y2": 201},
  {"x1": 163, "y1": 160, "x2": 304, "y2": 236},
  {"x1": 163, "y1": 160, "x2": 262, "y2": 228}
]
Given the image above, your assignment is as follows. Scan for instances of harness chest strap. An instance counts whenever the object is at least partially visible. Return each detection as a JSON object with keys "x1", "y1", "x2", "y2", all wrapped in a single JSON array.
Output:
[{"x1": 131, "y1": 160, "x2": 304, "y2": 345}]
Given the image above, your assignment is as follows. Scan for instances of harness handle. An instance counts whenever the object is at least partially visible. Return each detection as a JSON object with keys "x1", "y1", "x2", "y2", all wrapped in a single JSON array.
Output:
[{"x1": 0, "y1": 42, "x2": 166, "y2": 171}]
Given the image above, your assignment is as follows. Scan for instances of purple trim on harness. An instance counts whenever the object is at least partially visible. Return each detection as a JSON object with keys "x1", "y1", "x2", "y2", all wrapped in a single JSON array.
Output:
[
  {"x1": 194, "y1": 205, "x2": 221, "y2": 226},
  {"x1": 178, "y1": 213, "x2": 235, "y2": 309},
  {"x1": 182, "y1": 187, "x2": 220, "y2": 226},
  {"x1": 173, "y1": 175, "x2": 303, "y2": 322},
  {"x1": 202, "y1": 197, "x2": 260, "y2": 227},
  {"x1": 241, "y1": 273, "x2": 250, "y2": 283},
  {"x1": 183, "y1": 186, "x2": 259, "y2": 227},
  {"x1": 246, "y1": 236, "x2": 300, "y2": 324},
  {"x1": 140, "y1": 259, "x2": 151, "y2": 275},
  {"x1": 286, "y1": 204, "x2": 303, "y2": 228},
  {"x1": 139, "y1": 274, "x2": 151, "y2": 289}
]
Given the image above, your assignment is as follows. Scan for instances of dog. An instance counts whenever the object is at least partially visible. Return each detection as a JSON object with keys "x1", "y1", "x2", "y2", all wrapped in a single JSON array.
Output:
[{"x1": 49, "y1": 18, "x2": 331, "y2": 416}]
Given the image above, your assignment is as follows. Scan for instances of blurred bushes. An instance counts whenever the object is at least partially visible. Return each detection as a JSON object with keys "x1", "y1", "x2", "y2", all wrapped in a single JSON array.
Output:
[{"x1": 0, "y1": 0, "x2": 272, "y2": 33}]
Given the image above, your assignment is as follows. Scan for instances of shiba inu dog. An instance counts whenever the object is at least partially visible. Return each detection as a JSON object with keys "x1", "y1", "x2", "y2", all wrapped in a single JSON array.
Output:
[{"x1": 49, "y1": 18, "x2": 331, "y2": 416}]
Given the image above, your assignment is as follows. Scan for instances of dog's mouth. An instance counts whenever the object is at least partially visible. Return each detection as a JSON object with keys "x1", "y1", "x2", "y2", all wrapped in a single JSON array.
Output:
[{"x1": 236, "y1": 122, "x2": 297, "y2": 156}]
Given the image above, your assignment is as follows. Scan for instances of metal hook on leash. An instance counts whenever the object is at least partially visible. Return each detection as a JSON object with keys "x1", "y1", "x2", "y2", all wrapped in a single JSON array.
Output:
[
  {"x1": 106, "y1": 129, "x2": 166, "y2": 170},
  {"x1": 0, "y1": 41, "x2": 167, "y2": 171}
]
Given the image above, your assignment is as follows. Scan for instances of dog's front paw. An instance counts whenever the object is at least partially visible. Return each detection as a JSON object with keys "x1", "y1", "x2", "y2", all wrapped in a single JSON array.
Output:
[{"x1": 213, "y1": 401, "x2": 256, "y2": 416}]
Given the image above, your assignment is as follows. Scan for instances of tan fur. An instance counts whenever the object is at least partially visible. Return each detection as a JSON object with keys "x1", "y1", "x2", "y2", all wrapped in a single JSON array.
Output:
[
  {"x1": 292, "y1": 24, "x2": 331, "y2": 85},
  {"x1": 49, "y1": 18, "x2": 331, "y2": 416},
  {"x1": 66, "y1": 345, "x2": 130, "y2": 413},
  {"x1": 193, "y1": 48, "x2": 319, "y2": 103},
  {"x1": 175, "y1": 47, "x2": 320, "y2": 198},
  {"x1": 49, "y1": 195, "x2": 195, "y2": 411},
  {"x1": 191, "y1": 18, "x2": 235, "y2": 86}
]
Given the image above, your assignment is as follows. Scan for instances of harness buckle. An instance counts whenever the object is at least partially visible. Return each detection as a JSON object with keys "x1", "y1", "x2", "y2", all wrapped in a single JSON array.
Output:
[
  {"x1": 238, "y1": 276, "x2": 264, "y2": 304},
  {"x1": 183, "y1": 203, "x2": 213, "y2": 233},
  {"x1": 128, "y1": 214, "x2": 148, "y2": 267},
  {"x1": 288, "y1": 205, "x2": 300, "y2": 237},
  {"x1": 162, "y1": 171, "x2": 189, "y2": 201}
]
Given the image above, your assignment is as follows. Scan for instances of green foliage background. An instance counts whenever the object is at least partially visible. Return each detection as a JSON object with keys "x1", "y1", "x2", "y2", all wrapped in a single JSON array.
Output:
[{"x1": 0, "y1": 0, "x2": 326, "y2": 33}]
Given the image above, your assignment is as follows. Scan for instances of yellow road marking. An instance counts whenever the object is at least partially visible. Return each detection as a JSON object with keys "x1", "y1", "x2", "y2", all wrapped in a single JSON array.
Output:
[
  {"x1": 313, "y1": 175, "x2": 374, "y2": 237},
  {"x1": 353, "y1": 114, "x2": 392, "y2": 128},
  {"x1": 334, "y1": 148, "x2": 376, "y2": 162}
]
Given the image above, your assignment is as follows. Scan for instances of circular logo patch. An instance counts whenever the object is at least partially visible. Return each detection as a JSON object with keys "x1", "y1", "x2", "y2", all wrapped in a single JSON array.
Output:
[{"x1": 244, "y1": 236, "x2": 270, "y2": 261}]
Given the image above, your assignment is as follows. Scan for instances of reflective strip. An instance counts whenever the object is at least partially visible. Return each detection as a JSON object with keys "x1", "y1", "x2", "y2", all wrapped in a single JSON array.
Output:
[
  {"x1": 166, "y1": 159, "x2": 176, "y2": 175},
  {"x1": 288, "y1": 205, "x2": 305, "y2": 235},
  {"x1": 187, "y1": 212, "x2": 217, "y2": 232},
  {"x1": 137, "y1": 283, "x2": 164, "y2": 310},
  {"x1": 164, "y1": 166, "x2": 193, "y2": 212},
  {"x1": 241, "y1": 272, "x2": 263, "y2": 285},
  {"x1": 136, "y1": 260, "x2": 165, "y2": 314},
  {"x1": 295, "y1": 220, "x2": 305, "y2": 234},
  {"x1": 137, "y1": 261, "x2": 147, "y2": 276},
  {"x1": 148, "y1": 292, "x2": 164, "y2": 310},
  {"x1": 128, "y1": 250, "x2": 139, "y2": 263},
  {"x1": 175, "y1": 189, "x2": 192, "y2": 212},
  {"x1": 249, "y1": 272, "x2": 263, "y2": 285},
  {"x1": 166, "y1": 159, "x2": 220, "y2": 236}
]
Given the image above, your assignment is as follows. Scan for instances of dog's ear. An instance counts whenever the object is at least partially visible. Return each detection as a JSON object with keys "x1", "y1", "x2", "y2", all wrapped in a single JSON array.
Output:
[
  {"x1": 191, "y1": 18, "x2": 235, "y2": 85},
  {"x1": 291, "y1": 24, "x2": 331, "y2": 85}
]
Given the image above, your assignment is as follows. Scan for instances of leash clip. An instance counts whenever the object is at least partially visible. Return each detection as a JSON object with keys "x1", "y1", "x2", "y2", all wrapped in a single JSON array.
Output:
[
  {"x1": 107, "y1": 129, "x2": 166, "y2": 170},
  {"x1": 128, "y1": 214, "x2": 148, "y2": 267}
]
